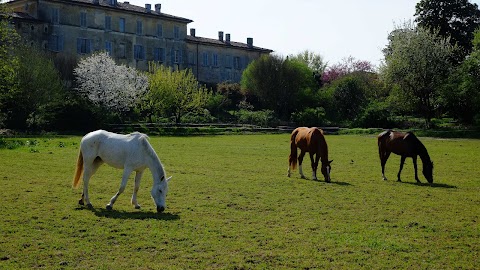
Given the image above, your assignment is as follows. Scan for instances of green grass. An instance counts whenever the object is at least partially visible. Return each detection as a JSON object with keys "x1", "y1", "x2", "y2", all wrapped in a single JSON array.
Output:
[{"x1": 0, "y1": 134, "x2": 478, "y2": 269}]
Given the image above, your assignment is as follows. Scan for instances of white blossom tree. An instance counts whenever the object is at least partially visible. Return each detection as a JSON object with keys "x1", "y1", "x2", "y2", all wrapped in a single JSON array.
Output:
[{"x1": 74, "y1": 52, "x2": 148, "y2": 112}]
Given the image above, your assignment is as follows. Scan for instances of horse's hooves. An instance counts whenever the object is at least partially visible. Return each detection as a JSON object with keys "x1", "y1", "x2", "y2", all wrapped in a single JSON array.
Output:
[
  {"x1": 106, "y1": 205, "x2": 113, "y2": 211},
  {"x1": 134, "y1": 205, "x2": 141, "y2": 210},
  {"x1": 86, "y1": 203, "x2": 93, "y2": 209},
  {"x1": 397, "y1": 179, "x2": 402, "y2": 182},
  {"x1": 300, "y1": 175, "x2": 306, "y2": 179},
  {"x1": 78, "y1": 199, "x2": 84, "y2": 205}
]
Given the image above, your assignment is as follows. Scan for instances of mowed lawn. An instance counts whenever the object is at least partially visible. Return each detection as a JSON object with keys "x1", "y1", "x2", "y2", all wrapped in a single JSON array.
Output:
[{"x1": 0, "y1": 134, "x2": 478, "y2": 269}]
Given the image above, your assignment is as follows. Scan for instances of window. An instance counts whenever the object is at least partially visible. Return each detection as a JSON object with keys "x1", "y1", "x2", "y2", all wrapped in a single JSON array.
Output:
[
  {"x1": 105, "y1": 41, "x2": 112, "y2": 55},
  {"x1": 202, "y1": 52, "x2": 209, "y2": 66},
  {"x1": 212, "y1": 53, "x2": 218, "y2": 67},
  {"x1": 134, "y1": 44, "x2": 145, "y2": 60},
  {"x1": 118, "y1": 43, "x2": 126, "y2": 58},
  {"x1": 119, "y1": 18, "x2": 125, "y2": 33},
  {"x1": 188, "y1": 52, "x2": 194, "y2": 65},
  {"x1": 51, "y1": 8, "x2": 59, "y2": 24},
  {"x1": 105, "y1": 16, "x2": 111, "y2": 31},
  {"x1": 157, "y1": 24, "x2": 163, "y2": 38},
  {"x1": 77, "y1": 38, "x2": 92, "y2": 54},
  {"x1": 234, "y1": 56, "x2": 241, "y2": 70},
  {"x1": 174, "y1": 25, "x2": 179, "y2": 39},
  {"x1": 154, "y1": 48, "x2": 165, "y2": 62},
  {"x1": 80, "y1": 12, "x2": 87, "y2": 28},
  {"x1": 225, "y1": 55, "x2": 232, "y2": 68},
  {"x1": 136, "y1": 20, "x2": 142, "y2": 35},
  {"x1": 48, "y1": 35, "x2": 63, "y2": 52}
]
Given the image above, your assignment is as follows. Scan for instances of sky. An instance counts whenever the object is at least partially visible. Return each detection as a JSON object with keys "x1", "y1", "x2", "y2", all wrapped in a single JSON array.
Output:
[{"x1": 142, "y1": 0, "x2": 480, "y2": 68}]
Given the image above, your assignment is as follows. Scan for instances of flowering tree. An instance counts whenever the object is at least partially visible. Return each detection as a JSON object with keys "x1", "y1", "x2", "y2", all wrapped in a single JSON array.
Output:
[
  {"x1": 322, "y1": 56, "x2": 375, "y2": 84},
  {"x1": 74, "y1": 52, "x2": 148, "y2": 112}
]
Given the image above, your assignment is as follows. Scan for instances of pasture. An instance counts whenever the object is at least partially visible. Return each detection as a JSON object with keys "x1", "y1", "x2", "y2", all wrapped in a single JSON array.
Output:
[{"x1": 0, "y1": 134, "x2": 478, "y2": 269}]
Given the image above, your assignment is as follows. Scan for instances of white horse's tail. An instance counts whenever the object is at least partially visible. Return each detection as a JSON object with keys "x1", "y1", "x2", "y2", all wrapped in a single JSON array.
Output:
[{"x1": 72, "y1": 150, "x2": 83, "y2": 188}]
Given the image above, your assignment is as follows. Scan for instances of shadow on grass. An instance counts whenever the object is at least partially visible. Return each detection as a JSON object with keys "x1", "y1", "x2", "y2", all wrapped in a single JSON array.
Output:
[
  {"x1": 298, "y1": 177, "x2": 352, "y2": 186},
  {"x1": 75, "y1": 206, "x2": 180, "y2": 220},
  {"x1": 401, "y1": 181, "x2": 457, "y2": 189}
]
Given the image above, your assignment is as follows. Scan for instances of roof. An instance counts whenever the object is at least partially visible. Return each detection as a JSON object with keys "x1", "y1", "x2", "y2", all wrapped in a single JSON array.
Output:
[
  {"x1": 7, "y1": 0, "x2": 193, "y2": 23},
  {"x1": 10, "y1": 11, "x2": 42, "y2": 22},
  {"x1": 186, "y1": 35, "x2": 273, "y2": 53}
]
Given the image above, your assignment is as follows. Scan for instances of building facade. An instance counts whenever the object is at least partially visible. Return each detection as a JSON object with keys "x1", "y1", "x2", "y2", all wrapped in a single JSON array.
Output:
[{"x1": 6, "y1": 0, "x2": 273, "y2": 84}]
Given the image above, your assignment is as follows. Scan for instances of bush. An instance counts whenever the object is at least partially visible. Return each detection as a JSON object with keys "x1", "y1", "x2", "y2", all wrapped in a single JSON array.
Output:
[
  {"x1": 291, "y1": 107, "x2": 329, "y2": 127},
  {"x1": 353, "y1": 102, "x2": 394, "y2": 128},
  {"x1": 236, "y1": 109, "x2": 277, "y2": 127}
]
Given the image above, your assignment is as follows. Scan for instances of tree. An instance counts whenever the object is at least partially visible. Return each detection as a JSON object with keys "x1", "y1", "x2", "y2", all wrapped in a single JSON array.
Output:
[
  {"x1": 290, "y1": 50, "x2": 327, "y2": 73},
  {"x1": 146, "y1": 64, "x2": 211, "y2": 123},
  {"x1": 1, "y1": 43, "x2": 65, "y2": 130},
  {"x1": 381, "y1": 23, "x2": 456, "y2": 127},
  {"x1": 415, "y1": 0, "x2": 480, "y2": 61},
  {"x1": 74, "y1": 52, "x2": 148, "y2": 114},
  {"x1": 321, "y1": 56, "x2": 375, "y2": 85},
  {"x1": 0, "y1": 3, "x2": 20, "y2": 127},
  {"x1": 442, "y1": 29, "x2": 480, "y2": 124},
  {"x1": 241, "y1": 54, "x2": 316, "y2": 119}
]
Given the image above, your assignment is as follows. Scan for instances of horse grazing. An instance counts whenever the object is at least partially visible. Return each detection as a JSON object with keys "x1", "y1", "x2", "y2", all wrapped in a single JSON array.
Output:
[
  {"x1": 377, "y1": 130, "x2": 433, "y2": 184},
  {"x1": 288, "y1": 127, "x2": 332, "y2": 182},
  {"x1": 73, "y1": 130, "x2": 171, "y2": 213}
]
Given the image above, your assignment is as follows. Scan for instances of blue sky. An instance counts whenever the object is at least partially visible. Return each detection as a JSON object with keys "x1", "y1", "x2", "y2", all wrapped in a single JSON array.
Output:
[{"x1": 130, "y1": 0, "x2": 477, "y2": 67}]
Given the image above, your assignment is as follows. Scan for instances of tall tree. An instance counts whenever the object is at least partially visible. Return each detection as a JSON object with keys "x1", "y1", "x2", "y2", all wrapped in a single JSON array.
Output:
[
  {"x1": 415, "y1": 0, "x2": 480, "y2": 60},
  {"x1": 241, "y1": 54, "x2": 316, "y2": 119},
  {"x1": 0, "y1": 3, "x2": 20, "y2": 127},
  {"x1": 381, "y1": 23, "x2": 456, "y2": 127}
]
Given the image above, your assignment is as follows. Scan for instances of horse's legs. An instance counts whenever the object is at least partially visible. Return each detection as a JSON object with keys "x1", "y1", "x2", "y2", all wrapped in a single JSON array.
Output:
[
  {"x1": 397, "y1": 156, "x2": 406, "y2": 182},
  {"x1": 80, "y1": 159, "x2": 102, "y2": 208},
  {"x1": 380, "y1": 151, "x2": 391, "y2": 181},
  {"x1": 106, "y1": 168, "x2": 133, "y2": 210},
  {"x1": 309, "y1": 152, "x2": 318, "y2": 180},
  {"x1": 412, "y1": 156, "x2": 421, "y2": 183},
  {"x1": 298, "y1": 151, "x2": 306, "y2": 179},
  {"x1": 131, "y1": 171, "x2": 144, "y2": 209}
]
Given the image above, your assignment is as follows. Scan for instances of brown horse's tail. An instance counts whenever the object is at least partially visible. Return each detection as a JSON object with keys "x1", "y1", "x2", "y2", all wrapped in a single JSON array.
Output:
[
  {"x1": 72, "y1": 150, "x2": 83, "y2": 188},
  {"x1": 289, "y1": 129, "x2": 299, "y2": 170}
]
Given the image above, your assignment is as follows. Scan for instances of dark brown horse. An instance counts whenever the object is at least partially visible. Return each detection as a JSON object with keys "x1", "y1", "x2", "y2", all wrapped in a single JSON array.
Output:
[
  {"x1": 377, "y1": 130, "x2": 434, "y2": 183},
  {"x1": 288, "y1": 127, "x2": 332, "y2": 182}
]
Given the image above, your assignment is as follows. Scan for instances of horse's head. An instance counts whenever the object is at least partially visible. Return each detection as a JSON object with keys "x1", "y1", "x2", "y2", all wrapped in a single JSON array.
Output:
[
  {"x1": 423, "y1": 161, "x2": 434, "y2": 184},
  {"x1": 321, "y1": 160, "x2": 333, "y2": 183},
  {"x1": 151, "y1": 175, "x2": 171, "y2": 213}
]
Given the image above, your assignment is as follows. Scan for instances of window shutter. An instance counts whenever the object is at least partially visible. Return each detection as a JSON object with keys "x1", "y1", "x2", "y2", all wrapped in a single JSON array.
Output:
[{"x1": 76, "y1": 38, "x2": 81, "y2": 54}]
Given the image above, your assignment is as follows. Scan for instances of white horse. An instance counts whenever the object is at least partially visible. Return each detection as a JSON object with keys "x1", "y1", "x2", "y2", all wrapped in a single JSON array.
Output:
[{"x1": 73, "y1": 130, "x2": 171, "y2": 213}]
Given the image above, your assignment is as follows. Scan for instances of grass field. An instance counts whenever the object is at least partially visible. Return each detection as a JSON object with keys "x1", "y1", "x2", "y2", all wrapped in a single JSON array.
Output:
[{"x1": 0, "y1": 134, "x2": 479, "y2": 269}]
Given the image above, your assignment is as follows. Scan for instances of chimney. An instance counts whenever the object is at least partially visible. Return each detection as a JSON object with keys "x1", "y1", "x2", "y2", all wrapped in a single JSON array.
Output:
[
  {"x1": 218, "y1": 31, "x2": 224, "y2": 42},
  {"x1": 190, "y1": 28, "x2": 196, "y2": 37},
  {"x1": 145, "y1": 4, "x2": 151, "y2": 12},
  {"x1": 247, "y1": 37, "x2": 253, "y2": 48},
  {"x1": 155, "y1": 4, "x2": 161, "y2": 13},
  {"x1": 225, "y1": 33, "x2": 230, "y2": 44},
  {"x1": 124, "y1": 1, "x2": 129, "y2": 4}
]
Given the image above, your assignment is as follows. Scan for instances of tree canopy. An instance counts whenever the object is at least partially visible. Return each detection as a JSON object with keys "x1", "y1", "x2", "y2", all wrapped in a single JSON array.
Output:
[
  {"x1": 381, "y1": 23, "x2": 456, "y2": 126},
  {"x1": 415, "y1": 0, "x2": 480, "y2": 60}
]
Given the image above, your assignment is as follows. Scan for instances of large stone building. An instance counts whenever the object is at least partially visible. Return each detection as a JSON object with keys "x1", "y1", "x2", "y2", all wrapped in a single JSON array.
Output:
[{"x1": 6, "y1": 0, "x2": 273, "y2": 84}]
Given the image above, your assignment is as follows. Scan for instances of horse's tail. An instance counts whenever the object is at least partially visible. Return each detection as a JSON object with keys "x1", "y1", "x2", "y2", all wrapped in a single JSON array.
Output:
[
  {"x1": 289, "y1": 129, "x2": 299, "y2": 170},
  {"x1": 72, "y1": 150, "x2": 83, "y2": 188}
]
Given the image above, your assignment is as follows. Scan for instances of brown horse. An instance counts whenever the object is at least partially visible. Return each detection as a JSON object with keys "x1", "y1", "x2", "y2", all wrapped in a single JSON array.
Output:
[
  {"x1": 288, "y1": 127, "x2": 332, "y2": 182},
  {"x1": 377, "y1": 130, "x2": 434, "y2": 184}
]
